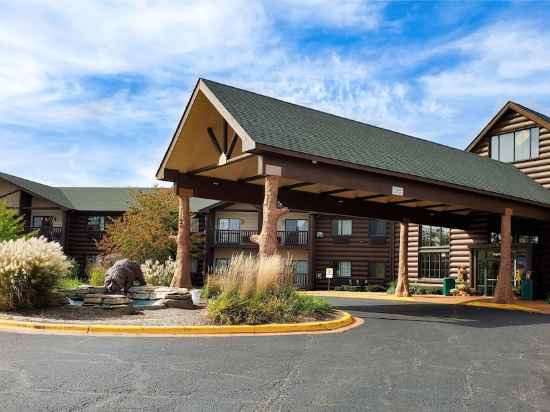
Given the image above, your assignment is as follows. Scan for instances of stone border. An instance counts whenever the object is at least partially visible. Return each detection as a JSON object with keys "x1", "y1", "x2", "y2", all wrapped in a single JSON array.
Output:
[{"x1": 0, "y1": 310, "x2": 355, "y2": 336}]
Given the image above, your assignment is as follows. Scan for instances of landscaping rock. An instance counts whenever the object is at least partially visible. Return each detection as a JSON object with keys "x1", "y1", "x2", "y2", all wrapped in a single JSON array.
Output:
[
  {"x1": 83, "y1": 294, "x2": 130, "y2": 306},
  {"x1": 46, "y1": 292, "x2": 70, "y2": 307},
  {"x1": 62, "y1": 285, "x2": 105, "y2": 300},
  {"x1": 152, "y1": 298, "x2": 194, "y2": 309},
  {"x1": 104, "y1": 259, "x2": 146, "y2": 293}
]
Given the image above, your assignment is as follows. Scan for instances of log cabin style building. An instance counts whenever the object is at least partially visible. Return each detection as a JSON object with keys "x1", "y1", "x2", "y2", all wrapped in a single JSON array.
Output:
[
  {"x1": 0, "y1": 171, "x2": 215, "y2": 275},
  {"x1": 157, "y1": 78, "x2": 550, "y2": 301}
]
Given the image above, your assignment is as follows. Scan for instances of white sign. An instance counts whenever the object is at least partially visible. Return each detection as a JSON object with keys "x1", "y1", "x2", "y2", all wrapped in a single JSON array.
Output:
[
  {"x1": 392, "y1": 185, "x2": 404, "y2": 196},
  {"x1": 325, "y1": 268, "x2": 334, "y2": 279}
]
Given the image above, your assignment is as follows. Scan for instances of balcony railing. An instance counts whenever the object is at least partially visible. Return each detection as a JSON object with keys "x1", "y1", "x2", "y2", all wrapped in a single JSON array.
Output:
[
  {"x1": 215, "y1": 230, "x2": 257, "y2": 245},
  {"x1": 214, "y1": 230, "x2": 309, "y2": 247},
  {"x1": 24, "y1": 226, "x2": 64, "y2": 243},
  {"x1": 277, "y1": 230, "x2": 309, "y2": 247}
]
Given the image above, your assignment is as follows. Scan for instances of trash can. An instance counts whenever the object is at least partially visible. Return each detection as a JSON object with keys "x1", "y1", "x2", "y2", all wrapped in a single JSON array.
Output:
[
  {"x1": 442, "y1": 277, "x2": 455, "y2": 296},
  {"x1": 520, "y1": 279, "x2": 534, "y2": 300}
]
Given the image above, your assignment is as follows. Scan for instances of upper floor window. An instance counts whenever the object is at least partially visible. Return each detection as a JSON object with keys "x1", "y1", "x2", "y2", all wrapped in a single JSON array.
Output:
[
  {"x1": 368, "y1": 219, "x2": 386, "y2": 238},
  {"x1": 332, "y1": 219, "x2": 352, "y2": 237},
  {"x1": 191, "y1": 217, "x2": 200, "y2": 233},
  {"x1": 285, "y1": 219, "x2": 308, "y2": 232},
  {"x1": 217, "y1": 218, "x2": 240, "y2": 231},
  {"x1": 421, "y1": 225, "x2": 449, "y2": 248},
  {"x1": 490, "y1": 127, "x2": 539, "y2": 162},
  {"x1": 87, "y1": 216, "x2": 106, "y2": 232}
]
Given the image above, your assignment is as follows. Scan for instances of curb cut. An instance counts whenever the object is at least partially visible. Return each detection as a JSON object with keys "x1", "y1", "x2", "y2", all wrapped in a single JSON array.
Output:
[{"x1": 0, "y1": 310, "x2": 354, "y2": 336}]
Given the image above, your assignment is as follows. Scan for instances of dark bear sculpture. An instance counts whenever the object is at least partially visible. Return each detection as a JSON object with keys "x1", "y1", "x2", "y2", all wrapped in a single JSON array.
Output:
[{"x1": 104, "y1": 259, "x2": 146, "y2": 294}]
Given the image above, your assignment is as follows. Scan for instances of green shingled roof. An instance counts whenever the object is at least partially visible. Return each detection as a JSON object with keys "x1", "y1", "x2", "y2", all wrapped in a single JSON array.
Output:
[
  {"x1": 0, "y1": 171, "x2": 216, "y2": 212},
  {"x1": 202, "y1": 79, "x2": 550, "y2": 206}
]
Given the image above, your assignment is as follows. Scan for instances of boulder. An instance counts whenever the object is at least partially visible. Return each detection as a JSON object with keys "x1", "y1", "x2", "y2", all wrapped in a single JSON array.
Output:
[
  {"x1": 83, "y1": 294, "x2": 130, "y2": 306},
  {"x1": 104, "y1": 259, "x2": 146, "y2": 294},
  {"x1": 152, "y1": 297, "x2": 194, "y2": 309}
]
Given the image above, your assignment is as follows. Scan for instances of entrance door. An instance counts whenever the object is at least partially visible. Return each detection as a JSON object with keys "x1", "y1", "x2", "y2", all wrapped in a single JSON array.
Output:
[{"x1": 473, "y1": 246, "x2": 532, "y2": 296}]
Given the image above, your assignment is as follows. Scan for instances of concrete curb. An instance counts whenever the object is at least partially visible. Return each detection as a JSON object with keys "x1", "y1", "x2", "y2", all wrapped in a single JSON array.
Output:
[{"x1": 0, "y1": 310, "x2": 354, "y2": 336}]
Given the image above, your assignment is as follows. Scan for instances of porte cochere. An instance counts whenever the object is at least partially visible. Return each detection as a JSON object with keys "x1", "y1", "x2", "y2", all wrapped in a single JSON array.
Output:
[{"x1": 157, "y1": 79, "x2": 550, "y2": 303}]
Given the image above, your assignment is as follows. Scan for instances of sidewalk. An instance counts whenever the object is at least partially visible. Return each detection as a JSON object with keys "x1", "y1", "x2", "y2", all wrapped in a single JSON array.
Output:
[{"x1": 302, "y1": 291, "x2": 550, "y2": 314}]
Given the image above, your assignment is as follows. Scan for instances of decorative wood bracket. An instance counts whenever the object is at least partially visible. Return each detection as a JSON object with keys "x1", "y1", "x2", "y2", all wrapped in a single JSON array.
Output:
[{"x1": 207, "y1": 120, "x2": 240, "y2": 165}]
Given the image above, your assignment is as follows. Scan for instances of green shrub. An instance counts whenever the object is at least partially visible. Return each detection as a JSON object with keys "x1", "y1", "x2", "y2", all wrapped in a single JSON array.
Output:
[
  {"x1": 386, "y1": 280, "x2": 396, "y2": 294},
  {"x1": 0, "y1": 200, "x2": 25, "y2": 241},
  {"x1": 409, "y1": 284, "x2": 442, "y2": 295},
  {"x1": 0, "y1": 237, "x2": 72, "y2": 310},
  {"x1": 206, "y1": 254, "x2": 333, "y2": 325},
  {"x1": 86, "y1": 262, "x2": 106, "y2": 286},
  {"x1": 56, "y1": 276, "x2": 82, "y2": 290},
  {"x1": 367, "y1": 284, "x2": 386, "y2": 292}
]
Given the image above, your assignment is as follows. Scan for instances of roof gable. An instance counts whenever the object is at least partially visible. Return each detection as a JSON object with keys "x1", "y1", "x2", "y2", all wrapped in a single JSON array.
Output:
[
  {"x1": 198, "y1": 79, "x2": 550, "y2": 207},
  {"x1": 0, "y1": 172, "x2": 72, "y2": 209},
  {"x1": 466, "y1": 101, "x2": 550, "y2": 152}
]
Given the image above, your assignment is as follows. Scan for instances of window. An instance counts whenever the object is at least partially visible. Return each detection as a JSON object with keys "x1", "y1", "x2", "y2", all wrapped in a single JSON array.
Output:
[
  {"x1": 285, "y1": 219, "x2": 308, "y2": 232},
  {"x1": 215, "y1": 258, "x2": 229, "y2": 269},
  {"x1": 217, "y1": 218, "x2": 240, "y2": 231},
  {"x1": 32, "y1": 216, "x2": 53, "y2": 228},
  {"x1": 293, "y1": 260, "x2": 309, "y2": 275},
  {"x1": 88, "y1": 216, "x2": 106, "y2": 231},
  {"x1": 419, "y1": 251, "x2": 449, "y2": 278},
  {"x1": 333, "y1": 219, "x2": 352, "y2": 237},
  {"x1": 336, "y1": 261, "x2": 352, "y2": 277},
  {"x1": 191, "y1": 217, "x2": 200, "y2": 233},
  {"x1": 490, "y1": 128, "x2": 539, "y2": 162},
  {"x1": 191, "y1": 258, "x2": 198, "y2": 273},
  {"x1": 368, "y1": 219, "x2": 386, "y2": 237},
  {"x1": 368, "y1": 262, "x2": 385, "y2": 279},
  {"x1": 421, "y1": 225, "x2": 449, "y2": 247}
]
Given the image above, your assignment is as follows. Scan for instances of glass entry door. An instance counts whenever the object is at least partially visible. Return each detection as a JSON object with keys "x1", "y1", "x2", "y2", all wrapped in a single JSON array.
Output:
[{"x1": 473, "y1": 246, "x2": 532, "y2": 296}]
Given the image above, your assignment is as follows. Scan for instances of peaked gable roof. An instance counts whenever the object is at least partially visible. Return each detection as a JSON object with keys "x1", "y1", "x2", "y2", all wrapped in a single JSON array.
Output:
[
  {"x1": 193, "y1": 79, "x2": 550, "y2": 207},
  {"x1": 0, "y1": 171, "x2": 216, "y2": 212},
  {"x1": 466, "y1": 101, "x2": 550, "y2": 152}
]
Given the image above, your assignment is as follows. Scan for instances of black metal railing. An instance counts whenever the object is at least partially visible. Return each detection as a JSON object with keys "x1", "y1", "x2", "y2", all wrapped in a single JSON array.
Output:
[
  {"x1": 277, "y1": 230, "x2": 309, "y2": 247},
  {"x1": 24, "y1": 226, "x2": 64, "y2": 242},
  {"x1": 215, "y1": 230, "x2": 257, "y2": 245}
]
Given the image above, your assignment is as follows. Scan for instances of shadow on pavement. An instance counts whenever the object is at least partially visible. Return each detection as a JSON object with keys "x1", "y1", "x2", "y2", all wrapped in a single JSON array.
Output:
[{"x1": 335, "y1": 301, "x2": 550, "y2": 329}]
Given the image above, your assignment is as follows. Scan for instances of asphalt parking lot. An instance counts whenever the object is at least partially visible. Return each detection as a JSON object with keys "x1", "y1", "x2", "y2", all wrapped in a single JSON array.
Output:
[{"x1": 1, "y1": 297, "x2": 549, "y2": 411}]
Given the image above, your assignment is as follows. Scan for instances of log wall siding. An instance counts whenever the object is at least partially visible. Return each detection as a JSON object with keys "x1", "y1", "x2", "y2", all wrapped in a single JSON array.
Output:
[
  {"x1": 471, "y1": 109, "x2": 550, "y2": 188},
  {"x1": 449, "y1": 218, "x2": 489, "y2": 278},
  {"x1": 313, "y1": 215, "x2": 394, "y2": 288},
  {"x1": 66, "y1": 211, "x2": 123, "y2": 272}
]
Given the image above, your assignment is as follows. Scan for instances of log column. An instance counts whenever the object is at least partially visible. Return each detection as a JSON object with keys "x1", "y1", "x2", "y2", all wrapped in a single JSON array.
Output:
[
  {"x1": 494, "y1": 208, "x2": 513, "y2": 304},
  {"x1": 251, "y1": 175, "x2": 289, "y2": 258},
  {"x1": 395, "y1": 218, "x2": 410, "y2": 297},
  {"x1": 171, "y1": 187, "x2": 193, "y2": 289}
]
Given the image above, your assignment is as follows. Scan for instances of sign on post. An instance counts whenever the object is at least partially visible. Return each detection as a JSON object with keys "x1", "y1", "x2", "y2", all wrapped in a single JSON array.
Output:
[{"x1": 326, "y1": 267, "x2": 334, "y2": 291}]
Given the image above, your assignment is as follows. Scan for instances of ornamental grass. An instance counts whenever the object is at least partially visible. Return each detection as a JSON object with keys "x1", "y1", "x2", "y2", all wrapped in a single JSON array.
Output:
[
  {"x1": 0, "y1": 237, "x2": 72, "y2": 310},
  {"x1": 206, "y1": 253, "x2": 332, "y2": 325}
]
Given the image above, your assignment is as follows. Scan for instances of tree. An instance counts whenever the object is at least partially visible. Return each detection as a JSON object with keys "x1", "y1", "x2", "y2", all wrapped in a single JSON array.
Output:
[
  {"x1": 0, "y1": 200, "x2": 25, "y2": 241},
  {"x1": 97, "y1": 189, "x2": 204, "y2": 266},
  {"x1": 251, "y1": 176, "x2": 288, "y2": 257}
]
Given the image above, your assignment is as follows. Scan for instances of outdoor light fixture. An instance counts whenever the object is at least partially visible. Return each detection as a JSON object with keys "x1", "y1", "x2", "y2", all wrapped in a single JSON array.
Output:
[
  {"x1": 212, "y1": 181, "x2": 220, "y2": 186},
  {"x1": 312, "y1": 160, "x2": 318, "y2": 164}
]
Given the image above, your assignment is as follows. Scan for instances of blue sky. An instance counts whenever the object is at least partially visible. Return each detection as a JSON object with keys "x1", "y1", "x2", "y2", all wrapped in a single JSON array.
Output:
[{"x1": 2, "y1": 0, "x2": 550, "y2": 187}]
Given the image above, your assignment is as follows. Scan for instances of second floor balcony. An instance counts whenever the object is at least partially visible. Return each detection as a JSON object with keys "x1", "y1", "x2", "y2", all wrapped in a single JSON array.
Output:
[
  {"x1": 214, "y1": 229, "x2": 309, "y2": 247},
  {"x1": 24, "y1": 226, "x2": 64, "y2": 243}
]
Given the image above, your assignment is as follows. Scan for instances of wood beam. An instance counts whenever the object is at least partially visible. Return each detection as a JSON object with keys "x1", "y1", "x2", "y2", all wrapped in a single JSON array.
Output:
[
  {"x1": 387, "y1": 198, "x2": 419, "y2": 206},
  {"x1": 207, "y1": 127, "x2": 223, "y2": 155},
  {"x1": 175, "y1": 173, "x2": 471, "y2": 229},
  {"x1": 320, "y1": 188, "x2": 352, "y2": 196},
  {"x1": 183, "y1": 152, "x2": 254, "y2": 175},
  {"x1": 356, "y1": 194, "x2": 388, "y2": 201},
  {"x1": 283, "y1": 182, "x2": 314, "y2": 190},
  {"x1": 227, "y1": 133, "x2": 239, "y2": 159},
  {"x1": 419, "y1": 203, "x2": 447, "y2": 209},
  {"x1": 238, "y1": 175, "x2": 264, "y2": 183},
  {"x1": 260, "y1": 153, "x2": 550, "y2": 221},
  {"x1": 223, "y1": 120, "x2": 228, "y2": 154}
]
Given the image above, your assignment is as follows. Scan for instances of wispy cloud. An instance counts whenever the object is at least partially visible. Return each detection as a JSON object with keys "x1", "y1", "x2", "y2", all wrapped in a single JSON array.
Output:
[{"x1": 1, "y1": 1, "x2": 549, "y2": 185}]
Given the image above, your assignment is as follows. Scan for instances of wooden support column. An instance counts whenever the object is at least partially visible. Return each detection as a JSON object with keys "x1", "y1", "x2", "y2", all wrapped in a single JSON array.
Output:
[
  {"x1": 395, "y1": 219, "x2": 410, "y2": 297},
  {"x1": 171, "y1": 187, "x2": 193, "y2": 289},
  {"x1": 251, "y1": 175, "x2": 289, "y2": 258},
  {"x1": 494, "y1": 208, "x2": 514, "y2": 304}
]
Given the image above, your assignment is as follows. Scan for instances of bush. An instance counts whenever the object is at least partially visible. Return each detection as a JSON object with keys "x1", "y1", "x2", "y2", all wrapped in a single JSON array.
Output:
[
  {"x1": 0, "y1": 237, "x2": 72, "y2": 310},
  {"x1": 386, "y1": 280, "x2": 396, "y2": 294},
  {"x1": 409, "y1": 284, "x2": 442, "y2": 295},
  {"x1": 206, "y1": 254, "x2": 333, "y2": 325},
  {"x1": 367, "y1": 284, "x2": 386, "y2": 292},
  {"x1": 0, "y1": 200, "x2": 25, "y2": 241},
  {"x1": 141, "y1": 257, "x2": 175, "y2": 286},
  {"x1": 86, "y1": 262, "x2": 107, "y2": 286}
]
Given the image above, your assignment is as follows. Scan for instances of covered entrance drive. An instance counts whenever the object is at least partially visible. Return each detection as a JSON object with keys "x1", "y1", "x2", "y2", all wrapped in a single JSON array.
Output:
[{"x1": 157, "y1": 79, "x2": 550, "y2": 303}]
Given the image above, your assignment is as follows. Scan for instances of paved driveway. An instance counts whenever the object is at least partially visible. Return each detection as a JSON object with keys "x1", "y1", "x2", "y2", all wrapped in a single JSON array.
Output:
[{"x1": 1, "y1": 298, "x2": 549, "y2": 411}]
